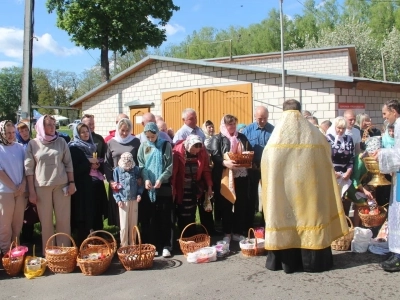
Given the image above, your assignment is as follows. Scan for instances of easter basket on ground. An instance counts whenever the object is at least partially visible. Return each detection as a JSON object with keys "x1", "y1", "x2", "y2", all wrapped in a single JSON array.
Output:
[
  {"x1": 331, "y1": 216, "x2": 355, "y2": 251},
  {"x1": 2, "y1": 240, "x2": 27, "y2": 276},
  {"x1": 77, "y1": 236, "x2": 113, "y2": 276},
  {"x1": 117, "y1": 226, "x2": 156, "y2": 271},
  {"x1": 239, "y1": 228, "x2": 265, "y2": 257},
  {"x1": 179, "y1": 223, "x2": 210, "y2": 256},
  {"x1": 45, "y1": 233, "x2": 78, "y2": 273}
]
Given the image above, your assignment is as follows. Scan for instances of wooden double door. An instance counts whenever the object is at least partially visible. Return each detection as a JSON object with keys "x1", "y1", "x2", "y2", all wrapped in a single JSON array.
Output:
[{"x1": 162, "y1": 83, "x2": 253, "y2": 132}]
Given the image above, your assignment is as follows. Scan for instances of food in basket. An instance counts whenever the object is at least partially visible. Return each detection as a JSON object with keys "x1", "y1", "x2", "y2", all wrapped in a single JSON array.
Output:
[
  {"x1": 82, "y1": 252, "x2": 107, "y2": 260},
  {"x1": 254, "y1": 227, "x2": 265, "y2": 239},
  {"x1": 46, "y1": 249, "x2": 67, "y2": 255},
  {"x1": 26, "y1": 258, "x2": 42, "y2": 271},
  {"x1": 369, "y1": 208, "x2": 379, "y2": 215},
  {"x1": 10, "y1": 246, "x2": 28, "y2": 257}
]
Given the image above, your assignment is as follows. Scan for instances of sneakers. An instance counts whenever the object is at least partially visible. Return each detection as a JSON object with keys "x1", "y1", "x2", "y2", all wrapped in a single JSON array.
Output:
[
  {"x1": 162, "y1": 248, "x2": 171, "y2": 258},
  {"x1": 381, "y1": 254, "x2": 400, "y2": 272},
  {"x1": 232, "y1": 234, "x2": 246, "y2": 242}
]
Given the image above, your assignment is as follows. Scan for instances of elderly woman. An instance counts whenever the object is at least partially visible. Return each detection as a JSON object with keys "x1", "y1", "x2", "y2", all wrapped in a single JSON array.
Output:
[
  {"x1": 359, "y1": 113, "x2": 381, "y2": 151},
  {"x1": 0, "y1": 120, "x2": 26, "y2": 254},
  {"x1": 172, "y1": 135, "x2": 214, "y2": 237},
  {"x1": 25, "y1": 115, "x2": 75, "y2": 252},
  {"x1": 105, "y1": 118, "x2": 141, "y2": 227},
  {"x1": 326, "y1": 116, "x2": 355, "y2": 215},
  {"x1": 68, "y1": 123, "x2": 100, "y2": 245},
  {"x1": 137, "y1": 122, "x2": 173, "y2": 258},
  {"x1": 209, "y1": 115, "x2": 252, "y2": 243},
  {"x1": 202, "y1": 120, "x2": 215, "y2": 148}
]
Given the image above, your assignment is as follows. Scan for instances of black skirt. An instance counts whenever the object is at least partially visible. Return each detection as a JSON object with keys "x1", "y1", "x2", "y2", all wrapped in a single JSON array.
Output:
[{"x1": 265, "y1": 247, "x2": 333, "y2": 273}]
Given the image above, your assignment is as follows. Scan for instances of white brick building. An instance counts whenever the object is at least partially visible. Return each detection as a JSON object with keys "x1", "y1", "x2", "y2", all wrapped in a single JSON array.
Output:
[{"x1": 70, "y1": 45, "x2": 400, "y2": 137}]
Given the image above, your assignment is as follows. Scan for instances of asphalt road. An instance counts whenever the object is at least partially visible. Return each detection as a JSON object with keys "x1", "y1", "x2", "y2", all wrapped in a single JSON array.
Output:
[{"x1": 0, "y1": 240, "x2": 398, "y2": 300}]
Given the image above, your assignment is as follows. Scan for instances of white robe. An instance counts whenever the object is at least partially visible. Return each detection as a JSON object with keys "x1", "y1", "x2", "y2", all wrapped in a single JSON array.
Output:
[{"x1": 378, "y1": 117, "x2": 400, "y2": 254}]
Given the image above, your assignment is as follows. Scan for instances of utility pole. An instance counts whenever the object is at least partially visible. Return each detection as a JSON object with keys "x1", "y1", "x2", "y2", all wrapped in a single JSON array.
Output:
[
  {"x1": 280, "y1": 0, "x2": 286, "y2": 101},
  {"x1": 381, "y1": 50, "x2": 387, "y2": 82},
  {"x1": 21, "y1": 0, "x2": 34, "y2": 123}
]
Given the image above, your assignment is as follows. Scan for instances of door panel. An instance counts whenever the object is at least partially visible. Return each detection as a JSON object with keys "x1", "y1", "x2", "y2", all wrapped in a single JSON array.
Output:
[
  {"x1": 129, "y1": 107, "x2": 150, "y2": 135},
  {"x1": 199, "y1": 84, "x2": 252, "y2": 132},
  {"x1": 162, "y1": 88, "x2": 200, "y2": 132}
]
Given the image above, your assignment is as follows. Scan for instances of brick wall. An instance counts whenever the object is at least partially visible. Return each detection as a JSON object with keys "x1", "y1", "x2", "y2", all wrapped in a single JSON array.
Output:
[
  {"x1": 231, "y1": 51, "x2": 351, "y2": 77},
  {"x1": 335, "y1": 88, "x2": 400, "y2": 128},
  {"x1": 82, "y1": 60, "x2": 397, "y2": 137}
]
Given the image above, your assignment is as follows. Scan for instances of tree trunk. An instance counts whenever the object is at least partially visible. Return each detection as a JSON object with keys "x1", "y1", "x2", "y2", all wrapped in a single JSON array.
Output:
[{"x1": 100, "y1": 38, "x2": 110, "y2": 82}]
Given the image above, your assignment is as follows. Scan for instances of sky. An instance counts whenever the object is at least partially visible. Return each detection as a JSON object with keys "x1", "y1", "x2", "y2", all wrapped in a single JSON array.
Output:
[{"x1": 0, "y1": 0, "x2": 341, "y2": 75}]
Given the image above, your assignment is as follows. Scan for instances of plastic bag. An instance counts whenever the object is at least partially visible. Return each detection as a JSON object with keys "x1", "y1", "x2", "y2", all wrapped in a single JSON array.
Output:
[
  {"x1": 187, "y1": 247, "x2": 217, "y2": 263},
  {"x1": 351, "y1": 227, "x2": 373, "y2": 253}
]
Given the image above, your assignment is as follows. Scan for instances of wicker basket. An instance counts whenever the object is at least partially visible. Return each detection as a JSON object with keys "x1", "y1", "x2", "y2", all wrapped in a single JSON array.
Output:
[
  {"x1": 87, "y1": 230, "x2": 117, "y2": 254},
  {"x1": 179, "y1": 223, "x2": 211, "y2": 256},
  {"x1": 239, "y1": 228, "x2": 265, "y2": 257},
  {"x1": 2, "y1": 241, "x2": 26, "y2": 276},
  {"x1": 117, "y1": 226, "x2": 156, "y2": 271},
  {"x1": 77, "y1": 236, "x2": 113, "y2": 276},
  {"x1": 227, "y1": 151, "x2": 254, "y2": 168},
  {"x1": 331, "y1": 216, "x2": 355, "y2": 251},
  {"x1": 358, "y1": 205, "x2": 387, "y2": 228},
  {"x1": 45, "y1": 233, "x2": 78, "y2": 273}
]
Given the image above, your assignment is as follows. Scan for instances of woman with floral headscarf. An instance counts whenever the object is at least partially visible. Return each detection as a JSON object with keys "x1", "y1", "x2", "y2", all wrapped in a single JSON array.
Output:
[
  {"x1": 137, "y1": 122, "x2": 173, "y2": 257},
  {"x1": 208, "y1": 115, "x2": 252, "y2": 243},
  {"x1": 172, "y1": 135, "x2": 214, "y2": 237},
  {"x1": 0, "y1": 120, "x2": 26, "y2": 254},
  {"x1": 68, "y1": 122, "x2": 100, "y2": 245},
  {"x1": 25, "y1": 115, "x2": 75, "y2": 253},
  {"x1": 105, "y1": 118, "x2": 140, "y2": 227}
]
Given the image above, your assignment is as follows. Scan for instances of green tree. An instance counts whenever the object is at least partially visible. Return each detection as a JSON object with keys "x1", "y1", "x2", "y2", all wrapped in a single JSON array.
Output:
[
  {"x1": 369, "y1": 1, "x2": 395, "y2": 42},
  {"x1": 0, "y1": 67, "x2": 22, "y2": 122},
  {"x1": 382, "y1": 27, "x2": 400, "y2": 81},
  {"x1": 111, "y1": 49, "x2": 149, "y2": 76},
  {"x1": 46, "y1": 0, "x2": 179, "y2": 82},
  {"x1": 302, "y1": 20, "x2": 382, "y2": 79},
  {"x1": 341, "y1": 0, "x2": 370, "y2": 23},
  {"x1": 33, "y1": 69, "x2": 56, "y2": 115}
]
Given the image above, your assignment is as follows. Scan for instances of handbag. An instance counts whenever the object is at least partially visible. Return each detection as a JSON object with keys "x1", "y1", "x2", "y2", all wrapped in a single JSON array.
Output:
[{"x1": 24, "y1": 202, "x2": 40, "y2": 225}]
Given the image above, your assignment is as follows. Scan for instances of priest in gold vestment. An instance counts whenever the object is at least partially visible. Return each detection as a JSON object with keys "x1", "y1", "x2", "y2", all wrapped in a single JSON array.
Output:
[{"x1": 261, "y1": 99, "x2": 349, "y2": 273}]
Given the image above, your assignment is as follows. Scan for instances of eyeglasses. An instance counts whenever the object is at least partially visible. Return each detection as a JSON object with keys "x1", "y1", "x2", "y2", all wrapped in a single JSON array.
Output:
[{"x1": 193, "y1": 143, "x2": 202, "y2": 148}]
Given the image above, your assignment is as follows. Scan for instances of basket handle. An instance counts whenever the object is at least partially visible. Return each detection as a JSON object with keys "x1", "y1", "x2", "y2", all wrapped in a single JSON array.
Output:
[
  {"x1": 247, "y1": 228, "x2": 259, "y2": 254},
  {"x1": 345, "y1": 215, "x2": 354, "y2": 230},
  {"x1": 79, "y1": 236, "x2": 111, "y2": 254},
  {"x1": 179, "y1": 222, "x2": 209, "y2": 240},
  {"x1": 88, "y1": 230, "x2": 116, "y2": 245},
  {"x1": 7, "y1": 240, "x2": 17, "y2": 258},
  {"x1": 131, "y1": 225, "x2": 143, "y2": 253},
  {"x1": 45, "y1": 232, "x2": 77, "y2": 249}
]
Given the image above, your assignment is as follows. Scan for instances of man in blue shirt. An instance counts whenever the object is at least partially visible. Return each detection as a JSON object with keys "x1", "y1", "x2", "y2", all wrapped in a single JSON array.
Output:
[
  {"x1": 173, "y1": 108, "x2": 205, "y2": 143},
  {"x1": 242, "y1": 106, "x2": 274, "y2": 229}
]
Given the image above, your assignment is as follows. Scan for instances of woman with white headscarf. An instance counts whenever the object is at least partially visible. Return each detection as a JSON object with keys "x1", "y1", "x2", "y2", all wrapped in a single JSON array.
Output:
[
  {"x1": 172, "y1": 135, "x2": 214, "y2": 236},
  {"x1": 105, "y1": 118, "x2": 141, "y2": 226},
  {"x1": 326, "y1": 116, "x2": 355, "y2": 215}
]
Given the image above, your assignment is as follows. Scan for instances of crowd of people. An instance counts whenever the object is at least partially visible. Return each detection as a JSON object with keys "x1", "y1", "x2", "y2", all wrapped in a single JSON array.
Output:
[{"x1": 0, "y1": 98, "x2": 399, "y2": 274}]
